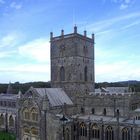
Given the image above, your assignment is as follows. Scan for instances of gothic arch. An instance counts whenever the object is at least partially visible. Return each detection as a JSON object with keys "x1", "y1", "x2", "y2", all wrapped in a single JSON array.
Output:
[
  {"x1": 31, "y1": 127, "x2": 39, "y2": 136},
  {"x1": 122, "y1": 127, "x2": 130, "y2": 140},
  {"x1": 23, "y1": 126, "x2": 30, "y2": 140},
  {"x1": 91, "y1": 123, "x2": 100, "y2": 139},
  {"x1": 9, "y1": 115, "x2": 14, "y2": 127},
  {"x1": 105, "y1": 126, "x2": 114, "y2": 140},
  {"x1": 30, "y1": 108, "x2": 39, "y2": 121},
  {"x1": 23, "y1": 108, "x2": 30, "y2": 120},
  {"x1": 80, "y1": 122, "x2": 87, "y2": 137},
  {"x1": 60, "y1": 66, "x2": 65, "y2": 81}
]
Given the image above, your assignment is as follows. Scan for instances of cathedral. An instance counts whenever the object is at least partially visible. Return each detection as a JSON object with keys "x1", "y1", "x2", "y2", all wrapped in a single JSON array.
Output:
[{"x1": 0, "y1": 26, "x2": 140, "y2": 140}]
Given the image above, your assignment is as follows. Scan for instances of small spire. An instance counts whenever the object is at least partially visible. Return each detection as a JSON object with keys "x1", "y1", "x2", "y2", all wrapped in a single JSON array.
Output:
[
  {"x1": 74, "y1": 25, "x2": 77, "y2": 33},
  {"x1": 92, "y1": 33, "x2": 95, "y2": 44},
  {"x1": 6, "y1": 82, "x2": 13, "y2": 94},
  {"x1": 50, "y1": 32, "x2": 53, "y2": 39},
  {"x1": 92, "y1": 33, "x2": 94, "y2": 40},
  {"x1": 84, "y1": 30, "x2": 87, "y2": 37},
  {"x1": 18, "y1": 90, "x2": 22, "y2": 98},
  {"x1": 61, "y1": 29, "x2": 64, "y2": 36}
]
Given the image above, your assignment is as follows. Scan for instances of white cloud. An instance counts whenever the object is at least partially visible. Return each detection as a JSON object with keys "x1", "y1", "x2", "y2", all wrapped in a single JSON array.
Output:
[
  {"x1": 95, "y1": 61, "x2": 140, "y2": 82},
  {"x1": 0, "y1": 51, "x2": 16, "y2": 58},
  {"x1": 10, "y1": 2, "x2": 22, "y2": 10},
  {"x1": 0, "y1": 63, "x2": 50, "y2": 83},
  {"x1": 18, "y1": 38, "x2": 50, "y2": 62},
  {"x1": 86, "y1": 12, "x2": 140, "y2": 33},
  {"x1": 120, "y1": 3, "x2": 129, "y2": 9},
  {"x1": 125, "y1": 0, "x2": 131, "y2": 4},
  {"x1": 0, "y1": 63, "x2": 50, "y2": 73},
  {"x1": 121, "y1": 20, "x2": 140, "y2": 29},
  {"x1": 0, "y1": 33, "x2": 19, "y2": 48},
  {"x1": 111, "y1": 0, "x2": 135, "y2": 10}
]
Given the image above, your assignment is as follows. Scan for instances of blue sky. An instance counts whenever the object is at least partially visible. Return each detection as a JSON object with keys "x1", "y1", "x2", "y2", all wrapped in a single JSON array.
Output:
[{"x1": 0, "y1": 0, "x2": 140, "y2": 83}]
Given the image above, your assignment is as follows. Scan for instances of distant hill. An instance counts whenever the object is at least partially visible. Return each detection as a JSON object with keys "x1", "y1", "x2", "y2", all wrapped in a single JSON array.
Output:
[
  {"x1": 0, "y1": 80, "x2": 140, "y2": 94},
  {"x1": 0, "y1": 81, "x2": 51, "y2": 94},
  {"x1": 95, "y1": 80, "x2": 140, "y2": 92}
]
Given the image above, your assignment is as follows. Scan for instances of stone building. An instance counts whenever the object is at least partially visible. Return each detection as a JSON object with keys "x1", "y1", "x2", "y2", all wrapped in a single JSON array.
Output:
[
  {"x1": 50, "y1": 26, "x2": 95, "y2": 97},
  {"x1": 0, "y1": 27, "x2": 140, "y2": 140}
]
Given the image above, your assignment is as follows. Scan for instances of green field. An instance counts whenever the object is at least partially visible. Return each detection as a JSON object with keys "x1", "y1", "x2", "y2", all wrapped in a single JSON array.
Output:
[{"x1": 0, "y1": 132, "x2": 16, "y2": 140}]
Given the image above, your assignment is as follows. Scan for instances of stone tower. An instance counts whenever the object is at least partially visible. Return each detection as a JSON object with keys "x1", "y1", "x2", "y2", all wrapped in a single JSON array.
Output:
[{"x1": 50, "y1": 26, "x2": 95, "y2": 96}]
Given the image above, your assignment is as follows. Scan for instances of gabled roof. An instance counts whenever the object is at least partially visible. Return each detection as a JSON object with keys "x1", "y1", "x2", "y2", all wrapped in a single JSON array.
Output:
[{"x1": 29, "y1": 87, "x2": 73, "y2": 107}]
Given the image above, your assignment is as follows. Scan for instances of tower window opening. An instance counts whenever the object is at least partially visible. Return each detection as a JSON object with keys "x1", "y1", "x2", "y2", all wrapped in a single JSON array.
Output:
[
  {"x1": 84, "y1": 66, "x2": 88, "y2": 81},
  {"x1": 92, "y1": 108, "x2": 95, "y2": 114},
  {"x1": 60, "y1": 66, "x2": 65, "y2": 81},
  {"x1": 103, "y1": 108, "x2": 106, "y2": 116}
]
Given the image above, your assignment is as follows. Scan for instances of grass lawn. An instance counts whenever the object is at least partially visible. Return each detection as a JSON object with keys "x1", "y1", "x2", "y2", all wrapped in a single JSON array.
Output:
[{"x1": 0, "y1": 132, "x2": 16, "y2": 140}]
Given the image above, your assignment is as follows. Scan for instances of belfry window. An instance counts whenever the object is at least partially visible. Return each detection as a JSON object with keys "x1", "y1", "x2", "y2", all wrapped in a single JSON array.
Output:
[
  {"x1": 103, "y1": 108, "x2": 106, "y2": 116},
  {"x1": 91, "y1": 108, "x2": 95, "y2": 114},
  {"x1": 84, "y1": 66, "x2": 88, "y2": 81},
  {"x1": 60, "y1": 66, "x2": 65, "y2": 81}
]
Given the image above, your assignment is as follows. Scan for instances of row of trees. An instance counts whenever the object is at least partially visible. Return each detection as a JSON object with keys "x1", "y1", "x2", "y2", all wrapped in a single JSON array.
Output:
[
  {"x1": 0, "y1": 81, "x2": 140, "y2": 93},
  {"x1": 0, "y1": 81, "x2": 51, "y2": 94},
  {"x1": 95, "y1": 81, "x2": 140, "y2": 92}
]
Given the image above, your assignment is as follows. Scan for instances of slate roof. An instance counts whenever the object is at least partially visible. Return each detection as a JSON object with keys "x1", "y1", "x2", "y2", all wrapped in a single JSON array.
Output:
[
  {"x1": 95, "y1": 87, "x2": 129, "y2": 95},
  {"x1": 0, "y1": 93, "x2": 19, "y2": 100},
  {"x1": 34, "y1": 88, "x2": 73, "y2": 107},
  {"x1": 72, "y1": 114, "x2": 125, "y2": 123}
]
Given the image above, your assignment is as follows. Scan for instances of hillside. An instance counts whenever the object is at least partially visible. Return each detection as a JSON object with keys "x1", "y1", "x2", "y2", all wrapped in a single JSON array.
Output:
[
  {"x1": 0, "y1": 80, "x2": 140, "y2": 94},
  {"x1": 0, "y1": 81, "x2": 51, "y2": 94}
]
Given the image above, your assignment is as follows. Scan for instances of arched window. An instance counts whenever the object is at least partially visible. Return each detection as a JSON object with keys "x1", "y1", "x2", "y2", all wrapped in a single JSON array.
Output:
[
  {"x1": 24, "y1": 126, "x2": 30, "y2": 134},
  {"x1": 122, "y1": 128, "x2": 130, "y2": 140},
  {"x1": 65, "y1": 128, "x2": 70, "y2": 140},
  {"x1": 31, "y1": 127, "x2": 39, "y2": 136},
  {"x1": 9, "y1": 115, "x2": 14, "y2": 127},
  {"x1": 23, "y1": 108, "x2": 30, "y2": 120},
  {"x1": 105, "y1": 126, "x2": 114, "y2": 140},
  {"x1": 0, "y1": 114, "x2": 4, "y2": 126},
  {"x1": 103, "y1": 108, "x2": 106, "y2": 116},
  {"x1": 80, "y1": 122, "x2": 87, "y2": 137},
  {"x1": 60, "y1": 66, "x2": 65, "y2": 81},
  {"x1": 31, "y1": 108, "x2": 38, "y2": 121},
  {"x1": 84, "y1": 66, "x2": 88, "y2": 81},
  {"x1": 91, "y1": 124, "x2": 100, "y2": 139}
]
